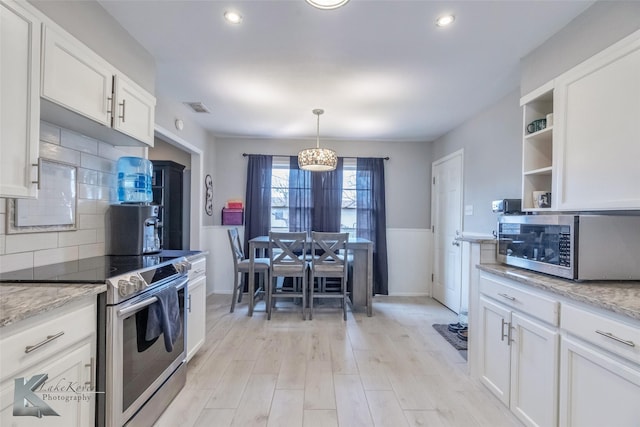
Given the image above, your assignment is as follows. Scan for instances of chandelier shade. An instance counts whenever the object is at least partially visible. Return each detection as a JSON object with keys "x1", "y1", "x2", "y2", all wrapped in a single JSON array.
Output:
[{"x1": 298, "y1": 109, "x2": 337, "y2": 172}]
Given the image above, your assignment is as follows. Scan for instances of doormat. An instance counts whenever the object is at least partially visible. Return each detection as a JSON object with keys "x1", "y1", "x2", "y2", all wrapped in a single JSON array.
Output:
[{"x1": 432, "y1": 324, "x2": 468, "y2": 351}]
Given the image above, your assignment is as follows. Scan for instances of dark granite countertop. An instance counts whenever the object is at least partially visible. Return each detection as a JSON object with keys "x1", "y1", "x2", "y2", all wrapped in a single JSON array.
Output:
[{"x1": 478, "y1": 263, "x2": 640, "y2": 322}]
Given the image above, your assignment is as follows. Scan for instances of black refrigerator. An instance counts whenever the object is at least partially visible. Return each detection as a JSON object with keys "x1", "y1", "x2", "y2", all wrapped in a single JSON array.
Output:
[{"x1": 152, "y1": 160, "x2": 185, "y2": 250}]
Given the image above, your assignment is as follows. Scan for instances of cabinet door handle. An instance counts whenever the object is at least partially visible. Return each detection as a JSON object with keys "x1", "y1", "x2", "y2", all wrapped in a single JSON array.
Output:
[
  {"x1": 501, "y1": 318, "x2": 508, "y2": 342},
  {"x1": 498, "y1": 293, "x2": 516, "y2": 301},
  {"x1": 25, "y1": 331, "x2": 64, "y2": 354},
  {"x1": 188, "y1": 294, "x2": 192, "y2": 313},
  {"x1": 85, "y1": 357, "x2": 95, "y2": 389},
  {"x1": 119, "y1": 99, "x2": 126, "y2": 123},
  {"x1": 595, "y1": 330, "x2": 635, "y2": 347},
  {"x1": 31, "y1": 158, "x2": 42, "y2": 190},
  {"x1": 508, "y1": 323, "x2": 514, "y2": 345}
]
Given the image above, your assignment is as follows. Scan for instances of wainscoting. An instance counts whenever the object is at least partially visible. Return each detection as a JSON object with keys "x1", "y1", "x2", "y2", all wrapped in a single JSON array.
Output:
[{"x1": 205, "y1": 226, "x2": 432, "y2": 298}]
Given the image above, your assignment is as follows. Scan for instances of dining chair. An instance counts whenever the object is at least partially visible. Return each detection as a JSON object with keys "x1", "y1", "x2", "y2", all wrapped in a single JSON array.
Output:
[
  {"x1": 309, "y1": 232, "x2": 349, "y2": 320},
  {"x1": 267, "y1": 231, "x2": 309, "y2": 320},
  {"x1": 227, "y1": 228, "x2": 270, "y2": 313}
]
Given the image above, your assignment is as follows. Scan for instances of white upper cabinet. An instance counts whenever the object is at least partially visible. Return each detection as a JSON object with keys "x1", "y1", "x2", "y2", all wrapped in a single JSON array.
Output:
[
  {"x1": 112, "y1": 75, "x2": 156, "y2": 145},
  {"x1": 0, "y1": 0, "x2": 40, "y2": 198},
  {"x1": 41, "y1": 23, "x2": 155, "y2": 147},
  {"x1": 41, "y1": 25, "x2": 112, "y2": 127},
  {"x1": 553, "y1": 29, "x2": 640, "y2": 210}
]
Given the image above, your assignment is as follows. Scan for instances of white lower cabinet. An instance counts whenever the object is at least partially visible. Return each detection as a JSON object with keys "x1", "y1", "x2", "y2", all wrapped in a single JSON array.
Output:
[
  {"x1": 476, "y1": 270, "x2": 640, "y2": 427},
  {"x1": 559, "y1": 337, "x2": 640, "y2": 427},
  {"x1": 0, "y1": 297, "x2": 96, "y2": 427},
  {"x1": 187, "y1": 256, "x2": 207, "y2": 361},
  {"x1": 0, "y1": 341, "x2": 94, "y2": 426},
  {"x1": 559, "y1": 303, "x2": 640, "y2": 427},
  {"x1": 478, "y1": 272, "x2": 560, "y2": 427}
]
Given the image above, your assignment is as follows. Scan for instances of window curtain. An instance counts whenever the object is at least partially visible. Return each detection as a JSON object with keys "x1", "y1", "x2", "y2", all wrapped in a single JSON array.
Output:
[
  {"x1": 312, "y1": 157, "x2": 343, "y2": 232},
  {"x1": 243, "y1": 155, "x2": 273, "y2": 255},
  {"x1": 356, "y1": 158, "x2": 389, "y2": 295},
  {"x1": 288, "y1": 157, "x2": 344, "y2": 233},
  {"x1": 288, "y1": 157, "x2": 312, "y2": 233}
]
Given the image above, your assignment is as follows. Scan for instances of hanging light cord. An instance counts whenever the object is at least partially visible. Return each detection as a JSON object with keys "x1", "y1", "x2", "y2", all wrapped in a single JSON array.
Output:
[{"x1": 312, "y1": 108, "x2": 323, "y2": 148}]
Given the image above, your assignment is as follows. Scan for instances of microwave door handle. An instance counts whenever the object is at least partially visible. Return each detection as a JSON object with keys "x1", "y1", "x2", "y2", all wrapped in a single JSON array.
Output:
[{"x1": 117, "y1": 296, "x2": 158, "y2": 318}]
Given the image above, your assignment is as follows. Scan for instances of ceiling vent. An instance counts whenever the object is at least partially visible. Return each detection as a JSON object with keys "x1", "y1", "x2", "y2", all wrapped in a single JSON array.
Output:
[{"x1": 184, "y1": 101, "x2": 211, "y2": 114}]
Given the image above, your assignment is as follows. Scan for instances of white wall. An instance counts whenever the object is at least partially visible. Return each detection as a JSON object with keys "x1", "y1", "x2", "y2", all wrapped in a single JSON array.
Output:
[
  {"x1": 153, "y1": 95, "x2": 218, "y2": 294},
  {"x1": 213, "y1": 137, "x2": 433, "y2": 228},
  {"x1": 149, "y1": 138, "x2": 191, "y2": 169},
  {"x1": 521, "y1": 1, "x2": 640, "y2": 96},
  {"x1": 431, "y1": 90, "x2": 522, "y2": 236}
]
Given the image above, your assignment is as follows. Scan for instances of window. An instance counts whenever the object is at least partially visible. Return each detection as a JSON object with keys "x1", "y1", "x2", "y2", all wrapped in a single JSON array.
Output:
[
  {"x1": 340, "y1": 158, "x2": 357, "y2": 237},
  {"x1": 270, "y1": 157, "x2": 290, "y2": 232},
  {"x1": 269, "y1": 157, "x2": 356, "y2": 236}
]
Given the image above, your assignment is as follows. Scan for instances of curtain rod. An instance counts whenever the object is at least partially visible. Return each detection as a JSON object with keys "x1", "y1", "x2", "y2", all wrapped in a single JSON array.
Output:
[{"x1": 242, "y1": 153, "x2": 390, "y2": 160}]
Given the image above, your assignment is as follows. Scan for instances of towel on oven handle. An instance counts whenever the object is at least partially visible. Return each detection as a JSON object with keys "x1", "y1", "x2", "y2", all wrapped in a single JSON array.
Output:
[{"x1": 145, "y1": 286, "x2": 182, "y2": 352}]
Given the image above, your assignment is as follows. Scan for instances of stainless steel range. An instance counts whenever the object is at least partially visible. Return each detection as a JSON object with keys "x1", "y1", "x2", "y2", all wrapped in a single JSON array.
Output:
[
  {"x1": 0, "y1": 253, "x2": 194, "y2": 427},
  {"x1": 97, "y1": 256, "x2": 191, "y2": 427}
]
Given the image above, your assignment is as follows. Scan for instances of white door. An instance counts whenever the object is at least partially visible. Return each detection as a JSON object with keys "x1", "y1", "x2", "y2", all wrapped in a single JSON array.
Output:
[
  {"x1": 559, "y1": 336, "x2": 640, "y2": 427},
  {"x1": 41, "y1": 25, "x2": 113, "y2": 126},
  {"x1": 510, "y1": 312, "x2": 559, "y2": 427},
  {"x1": 478, "y1": 296, "x2": 512, "y2": 406},
  {"x1": 112, "y1": 75, "x2": 156, "y2": 146},
  {"x1": 431, "y1": 150, "x2": 463, "y2": 313}
]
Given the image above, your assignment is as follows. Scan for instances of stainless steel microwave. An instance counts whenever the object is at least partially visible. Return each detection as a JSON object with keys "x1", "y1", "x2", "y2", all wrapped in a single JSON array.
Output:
[{"x1": 497, "y1": 214, "x2": 640, "y2": 280}]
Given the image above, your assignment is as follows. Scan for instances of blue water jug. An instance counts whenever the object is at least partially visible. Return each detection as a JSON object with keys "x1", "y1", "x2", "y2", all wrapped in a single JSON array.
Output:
[{"x1": 117, "y1": 157, "x2": 153, "y2": 203}]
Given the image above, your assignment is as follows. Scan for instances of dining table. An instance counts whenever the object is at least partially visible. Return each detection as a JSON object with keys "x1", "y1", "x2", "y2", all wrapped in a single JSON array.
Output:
[{"x1": 247, "y1": 235, "x2": 374, "y2": 317}]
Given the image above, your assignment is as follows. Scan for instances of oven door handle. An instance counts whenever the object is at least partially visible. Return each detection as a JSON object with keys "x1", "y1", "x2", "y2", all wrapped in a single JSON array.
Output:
[
  {"x1": 117, "y1": 277, "x2": 188, "y2": 318},
  {"x1": 118, "y1": 297, "x2": 158, "y2": 318}
]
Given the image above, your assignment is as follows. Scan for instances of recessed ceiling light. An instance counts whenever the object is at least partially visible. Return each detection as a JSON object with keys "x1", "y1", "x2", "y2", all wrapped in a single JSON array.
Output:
[
  {"x1": 305, "y1": 0, "x2": 350, "y2": 10},
  {"x1": 436, "y1": 14, "x2": 455, "y2": 27},
  {"x1": 224, "y1": 10, "x2": 243, "y2": 24}
]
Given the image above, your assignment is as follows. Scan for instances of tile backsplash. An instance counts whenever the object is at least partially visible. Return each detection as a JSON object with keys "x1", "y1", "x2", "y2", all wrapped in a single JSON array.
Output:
[{"x1": 0, "y1": 121, "x2": 143, "y2": 273}]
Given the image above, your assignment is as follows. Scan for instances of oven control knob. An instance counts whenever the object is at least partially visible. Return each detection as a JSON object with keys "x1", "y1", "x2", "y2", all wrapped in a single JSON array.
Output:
[
  {"x1": 130, "y1": 276, "x2": 144, "y2": 291},
  {"x1": 176, "y1": 261, "x2": 192, "y2": 274},
  {"x1": 118, "y1": 279, "x2": 133, "y2": 297}
]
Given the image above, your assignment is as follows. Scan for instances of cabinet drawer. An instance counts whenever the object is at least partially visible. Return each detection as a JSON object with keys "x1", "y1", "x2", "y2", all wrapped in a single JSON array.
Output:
[
  {"x1": 189, "y1": 257, "x2": 206, "y2": 281},
  {"x1": 0, "y1": 298, "x2": 95, "y2": 381},
  {"x1": 561, "y1": 303, "x2": 640, "y2": 365},
  {"x1": 479, "y1": 272, "x2": 559, "y2": 325}
]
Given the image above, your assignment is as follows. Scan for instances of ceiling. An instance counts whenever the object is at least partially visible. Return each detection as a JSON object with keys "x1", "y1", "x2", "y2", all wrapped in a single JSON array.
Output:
[{"x1": 98, "y1": 0, "x2": 593, "y2": 142}]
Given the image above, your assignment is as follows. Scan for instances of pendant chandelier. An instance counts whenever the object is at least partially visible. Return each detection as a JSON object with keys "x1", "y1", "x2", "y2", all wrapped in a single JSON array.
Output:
[
  {"x1": 298, "y1": 109, "x2": 337, "y2": 172},
  {"x1": 305, "y1": 0, "x2": 350, "y2": 10}
]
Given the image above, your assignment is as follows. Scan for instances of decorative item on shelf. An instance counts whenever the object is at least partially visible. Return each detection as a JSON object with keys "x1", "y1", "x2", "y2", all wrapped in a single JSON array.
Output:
[
  {"x1": 226, "y1": 199, "x2": 244, "y2": 209},
  {"x1": 204, "y1": 174, "x2": 213, "y2": 216},
  {"x1": 532, "y1": 191, "x2": 552, "y2": 208},
  {"x1": 526, "y1": 118, "x2": 547, "y2": 134},
  {"x1": 305, "y1": 0, "x2": 349, "y2": 10},
  {"x1": 298, "y1": 109, "x2": 337, "y2": 172},
  {"x1": 545, "y1": 113, "x2": 554, "y2": 127}
]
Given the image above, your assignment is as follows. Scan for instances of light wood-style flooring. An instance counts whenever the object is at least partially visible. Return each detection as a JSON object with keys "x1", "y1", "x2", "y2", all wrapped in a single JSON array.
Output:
[{"x1": 154, "y1": 295, "x2": 521, "y2": 427}]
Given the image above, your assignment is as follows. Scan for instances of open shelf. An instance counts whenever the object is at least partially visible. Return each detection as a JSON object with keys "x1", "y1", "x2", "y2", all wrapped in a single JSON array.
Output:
[{"x1": 521, "y1": 83, "x2": 554, "y2": 211}]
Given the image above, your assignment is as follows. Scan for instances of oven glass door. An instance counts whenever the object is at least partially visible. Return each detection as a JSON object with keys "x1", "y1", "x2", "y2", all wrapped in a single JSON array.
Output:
[{"x1": 117, "y1": 280, "x2": 186, "y2": 417}]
